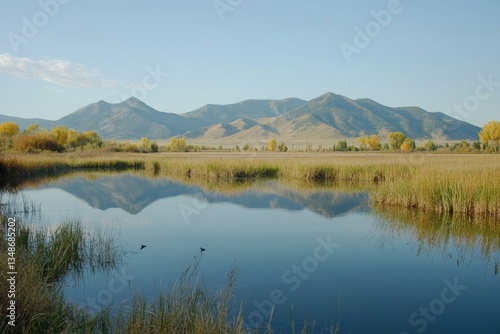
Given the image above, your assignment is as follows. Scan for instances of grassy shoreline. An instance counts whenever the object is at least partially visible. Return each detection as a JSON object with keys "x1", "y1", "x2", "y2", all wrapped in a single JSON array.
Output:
[
  {"x1": 1, "y1": 151, "x2": 499, "y2": 217},
  {"x1": 0, "y1": 201, "x2": 340, "y2": 334}
]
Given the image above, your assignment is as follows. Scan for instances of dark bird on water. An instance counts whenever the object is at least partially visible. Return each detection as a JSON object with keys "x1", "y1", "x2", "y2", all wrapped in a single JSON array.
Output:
[
  {"x1": 140, "y1": 245, "x2": 146, "y2": 250},
  {"x1": 200, "y1": 247, "x2": 206, "y2": 252}
]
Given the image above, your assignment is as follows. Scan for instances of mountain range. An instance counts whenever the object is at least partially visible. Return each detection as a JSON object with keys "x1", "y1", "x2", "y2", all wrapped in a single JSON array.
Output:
[{"x1": 1, "y1": 92, "x2": 482, "y2": 142}]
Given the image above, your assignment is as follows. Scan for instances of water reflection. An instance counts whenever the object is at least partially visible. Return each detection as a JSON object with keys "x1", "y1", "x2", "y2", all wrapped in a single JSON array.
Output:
[
  {"x1": 30, "y1": 172, "x2": 370, "y2": 218},
  {"x1": 373, "y1": 206, "x2": 500, "y2": 274},
  {"x1": 3, "y1": 172, "x2": 500, "y2": 333}
]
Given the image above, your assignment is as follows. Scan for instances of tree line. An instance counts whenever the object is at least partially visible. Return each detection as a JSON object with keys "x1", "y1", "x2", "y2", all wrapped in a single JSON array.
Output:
[
  {"x1": 0, "y1": 122, "x2": 102, "y2": 152},
  {"x1": 1, "y1": 120, "x2": 499, "y2": 153}
]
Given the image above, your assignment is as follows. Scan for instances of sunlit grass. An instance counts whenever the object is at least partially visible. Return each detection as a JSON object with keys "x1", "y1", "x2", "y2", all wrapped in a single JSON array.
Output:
[{"x1": 371, "y1": 160, "x2": 500, "y2": 217}]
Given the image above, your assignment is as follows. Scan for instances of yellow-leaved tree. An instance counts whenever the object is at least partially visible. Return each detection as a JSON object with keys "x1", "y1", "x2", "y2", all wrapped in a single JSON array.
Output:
[
  {"x1": 479, "y1": 120, "x2": 500, "y2": 152},
  {"x1": 0, "y1": 121, "x2": 20, "y2": 137},
  {"x1": 51, "y1": 126, "x2": 69, "y2": 146},
  {"x1": 23, "y1": 124, "x2": 39, "y2": 134},
  {"x1": 358, "y1": 134, "x2": 381, "y2": 151},
  {"x1": 388, "y1": 132, "x2": 407, "y2": 151},
  {"x1": 268, "y1": 138, "x2": 277, "y2": 151},
  {"x1": 168, "y1": 137, "x2": 187, "y2": 152},
  {"x1": 400, "y1": 138, "x2": 415, "y2": 152}
]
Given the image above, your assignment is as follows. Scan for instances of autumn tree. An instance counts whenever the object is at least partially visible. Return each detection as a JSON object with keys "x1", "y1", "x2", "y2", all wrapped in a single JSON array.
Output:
[
  {"x1": 400, "y1": 138, "x2": 415, "y2": 152},
  {"x1": 51, "y1": 126, "x2": 69, "y2": 146},
  {"x1": 367, "y1": 134, "x2": 382, "y2": 151},
  {"x1": 168, "y1": 137, "x2": 187, "y2": 152},
  {"x1": 0, "y1": 121, "x2": 20, "y2": 137},
  {"x1": 358, "y1": 134, "x2": 381, "y2": 151},
  {"x1": 81, "y1": 131, "x2": 102, "y2": 147},
  {"x1": 358, "y1": 136, "x2": 368, "y2": 150},
  {"x1": 388, "y1": 132, "x2": 407, "y2": 151},
  {"x1": 479, "y1": 120, "x2": 500, "y2": 152},
  {"x1": 66, "y1": 129, "x2": 79, "y2": 147},
  {"x1": 268, "y1": 138, "x2": 277, "y2": 151},
  {"x1": 23, "y1": 124, "x2": 39, "y2": 134},
  {"x1": 141, "y1": 137, "x2": 151, "y2": 151}
]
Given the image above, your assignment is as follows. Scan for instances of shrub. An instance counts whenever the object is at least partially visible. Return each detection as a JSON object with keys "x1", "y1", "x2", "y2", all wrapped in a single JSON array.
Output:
[
  {"x1": 423, "y1": 140, "x2": 437, "y2": 151},
  {"x1": 13, "y1": 133, "x2": 64, "y2": 152},
  {"x1": 151, "y1": 141, "x2": 159, "y2": 152}
]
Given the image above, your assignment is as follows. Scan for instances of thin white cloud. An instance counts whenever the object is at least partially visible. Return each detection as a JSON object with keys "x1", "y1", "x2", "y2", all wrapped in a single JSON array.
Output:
[{"x1": 0, "y1": 54, "x2": 116, "y2": 88}]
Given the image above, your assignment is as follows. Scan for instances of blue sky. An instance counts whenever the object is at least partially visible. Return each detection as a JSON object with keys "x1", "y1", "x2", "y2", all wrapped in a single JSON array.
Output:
[{"x1": 0, "y1": 0, "x2": 499, "y2": 126}]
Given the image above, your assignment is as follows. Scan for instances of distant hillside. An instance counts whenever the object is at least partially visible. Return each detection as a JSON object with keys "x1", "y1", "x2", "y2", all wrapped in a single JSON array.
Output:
[
  {"x1": 354, "y1": 98, "x2": 479, "y2": 140},
  {"x1": 182, "y1": 98, "x2": 306, "y2": 124},
  {"x1": 270, "y1": 93, "x2": 480, "y2": 139},
  {"x1": 56, "y1": 97, "x2": 208, "y2": 139},
  {"x1": 185, "y1": 92, "x2": 481, "y2": 142},
  {"x1": 184, "y1": 122, "x2": 240, "y2": 139},
  {"x1": 0, "y1": 114, "x2": 52, "y2": 132},
  {"x1": 0, "y1": 93, "x2": 482, "y2": 141}
]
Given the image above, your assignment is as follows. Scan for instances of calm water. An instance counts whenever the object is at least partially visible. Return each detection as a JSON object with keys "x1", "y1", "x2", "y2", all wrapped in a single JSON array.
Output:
[{"x1": 8, "y1": 172, "x2": 500, "y2": 333}]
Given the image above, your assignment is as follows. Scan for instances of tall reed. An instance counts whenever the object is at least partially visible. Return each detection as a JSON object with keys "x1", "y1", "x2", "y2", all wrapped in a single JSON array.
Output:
[{"x1": 0, "y1": 199, "x2": 122, "y2": 333}]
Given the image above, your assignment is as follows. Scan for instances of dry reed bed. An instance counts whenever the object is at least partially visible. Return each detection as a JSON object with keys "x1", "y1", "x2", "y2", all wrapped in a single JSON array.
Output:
[{"x1": 370, "y1": 156, "x2": 500, "y2": 217}]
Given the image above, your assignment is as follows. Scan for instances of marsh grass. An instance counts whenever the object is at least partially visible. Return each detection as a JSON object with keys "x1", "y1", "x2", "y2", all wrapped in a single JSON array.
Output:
[
  {"x1": 0, "y1": 153, "x2": 145, "y2": 190},
  {"x1": 0, "y1": 198, "x2": 123, "y2": 333},
  {"x1": 371, "y1": 161, "x2": 500, "y2": 217},
  {"x1": 99, "y1": 256, "x2": 246, "y2": 334},
  {"x1": 373, "y1": 206, "x2": 500, "y2": 272},
  {"x1": 88, "y1": 257, "x2": 342, "y2": 334}
]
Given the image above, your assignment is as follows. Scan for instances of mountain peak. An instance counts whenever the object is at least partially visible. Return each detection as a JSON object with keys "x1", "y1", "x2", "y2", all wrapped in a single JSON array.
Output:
[
  {"x1": 94, "y1": 99, "x2": 112, "y2": 108},
  {"x1": 113, "y1": 97, "x2": 157, "y2": 114},
  {"x1": 307, "y1": 92, "x2": 346, "y2": 105},
  {"x1": 121, "y1": 96, "x2": 146, "y2": 105}
]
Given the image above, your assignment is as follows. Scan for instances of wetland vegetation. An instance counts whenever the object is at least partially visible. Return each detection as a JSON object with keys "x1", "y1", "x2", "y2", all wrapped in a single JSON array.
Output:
[{"x1": 1, "y1": 151, "x2": 499, "y2": 217}]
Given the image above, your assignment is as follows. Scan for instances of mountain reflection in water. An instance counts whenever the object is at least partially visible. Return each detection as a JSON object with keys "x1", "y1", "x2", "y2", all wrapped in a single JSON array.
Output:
[{"x1": 45, "y1": 172, "x2": 370, "y2": 217}]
